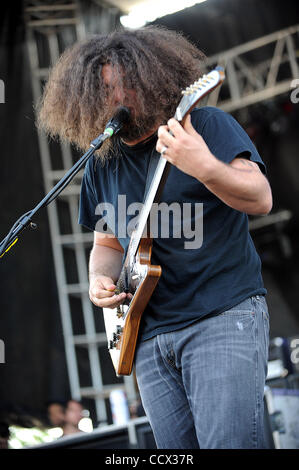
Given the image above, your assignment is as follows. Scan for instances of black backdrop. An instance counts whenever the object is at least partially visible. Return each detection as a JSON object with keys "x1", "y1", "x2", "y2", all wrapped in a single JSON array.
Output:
[
  {"x1": 0, "y1": 0, "x2": 299, "y2": 426},
  {"x1": 154, "y1": 0, "x2": 299, "y2": 56},
  {"x1": 0, "y1": 2, "x2": 69, "y2": 424}
]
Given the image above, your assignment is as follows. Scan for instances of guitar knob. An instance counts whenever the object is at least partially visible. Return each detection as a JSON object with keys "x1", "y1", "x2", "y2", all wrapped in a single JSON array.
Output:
[{"x1": 117, "y1": 305, "x2": 124, "y2": 318}]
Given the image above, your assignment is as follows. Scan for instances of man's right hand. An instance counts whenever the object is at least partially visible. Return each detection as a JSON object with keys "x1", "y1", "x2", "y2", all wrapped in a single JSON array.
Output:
[{"x1": 89, "y1": 275, "x2": 128, "y2": 309}]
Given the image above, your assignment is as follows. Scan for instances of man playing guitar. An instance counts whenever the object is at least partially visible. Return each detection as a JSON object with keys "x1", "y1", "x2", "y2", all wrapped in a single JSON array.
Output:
[{"x1": 38, "y1": 26, "x2": 272, "y2": 449}]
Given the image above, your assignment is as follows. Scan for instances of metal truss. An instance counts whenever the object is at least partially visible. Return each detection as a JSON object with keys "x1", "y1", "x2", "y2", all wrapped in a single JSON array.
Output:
[{"x1": 206, "y1": 24, "x2": 299, "y2": 112}]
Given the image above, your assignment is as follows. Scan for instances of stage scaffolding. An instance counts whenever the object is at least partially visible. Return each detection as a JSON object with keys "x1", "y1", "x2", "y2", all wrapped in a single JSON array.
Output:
[
  {"x1": 24, "y1": 0, "x2": 298, "y2": 424},
  {"x1": 206, "y1": 24, "x2": 299, "y2": 112}
]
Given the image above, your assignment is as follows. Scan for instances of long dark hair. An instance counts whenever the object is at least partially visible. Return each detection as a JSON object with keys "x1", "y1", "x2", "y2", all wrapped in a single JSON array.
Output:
[{"x1": 37, "y1": 25, "x2": 206, "y2": 160}]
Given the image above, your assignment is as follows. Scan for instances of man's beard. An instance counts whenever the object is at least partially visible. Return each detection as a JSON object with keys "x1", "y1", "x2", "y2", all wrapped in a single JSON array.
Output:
[
  {"x1": 95, "y1": 102, "x2": 171, "y2": 161},
  {"x1": 95, "y1": 110, "x2": 158, "y2": 161},
  {"x1": 117, "y1": 110, "x2": 158, "y2": 143}
]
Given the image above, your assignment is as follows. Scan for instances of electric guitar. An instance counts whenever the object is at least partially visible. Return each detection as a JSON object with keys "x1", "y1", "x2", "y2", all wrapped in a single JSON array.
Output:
[{"x1": 103, "y1": 66, "x2": 225, "y2": 376}]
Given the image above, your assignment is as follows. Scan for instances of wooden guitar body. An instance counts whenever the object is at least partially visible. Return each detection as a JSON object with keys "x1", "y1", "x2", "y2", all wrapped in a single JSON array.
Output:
[{"x1": 103, "y1": 236, "x2": 161, "y2": 376}]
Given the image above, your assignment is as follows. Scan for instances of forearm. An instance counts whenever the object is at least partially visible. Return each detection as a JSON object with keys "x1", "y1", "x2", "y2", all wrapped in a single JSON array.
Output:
[
  {"x1": 200, "y1": 156, "x2": 273, "y2": 215},
  {"x1": 89, "y1": 244, "x2": 123, "y2": 283}
]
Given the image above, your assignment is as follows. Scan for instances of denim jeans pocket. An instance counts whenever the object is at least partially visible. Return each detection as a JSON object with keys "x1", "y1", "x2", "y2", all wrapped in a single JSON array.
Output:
[
  {"x1": 250, "y1": 295, "x2": 270, "y2": 354},
  {"x1": 252, "y1": 295, "x2": 270, "y2": 321},
  {"x1": 218, "y1": 298, "x2": 256, "y2": 339}
]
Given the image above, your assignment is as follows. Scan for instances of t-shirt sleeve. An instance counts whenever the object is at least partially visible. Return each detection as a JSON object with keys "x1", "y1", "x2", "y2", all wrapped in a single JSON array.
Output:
[
  {"x1": 193, "y1": 108, "x2": 266, "y2": 174},
  {"x1": 78, "y1": 157, "x2": 99, "y2": 231}
]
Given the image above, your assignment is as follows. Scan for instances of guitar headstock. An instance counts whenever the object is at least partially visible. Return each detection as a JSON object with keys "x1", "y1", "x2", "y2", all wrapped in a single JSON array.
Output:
[{"x1": 174, "y1": 66, "x2": 225, "y2": 123}]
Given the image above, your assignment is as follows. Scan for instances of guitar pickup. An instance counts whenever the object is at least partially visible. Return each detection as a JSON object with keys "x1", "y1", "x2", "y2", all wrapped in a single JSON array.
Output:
[{"x1": 113, "y1": 327, "x2": 123, "y2": 342}]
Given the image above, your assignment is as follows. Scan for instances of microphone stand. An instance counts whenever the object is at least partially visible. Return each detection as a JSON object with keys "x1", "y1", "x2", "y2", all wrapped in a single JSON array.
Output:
[{"x1": 0, "y1": 130, "x2": 110, "y2": 258}]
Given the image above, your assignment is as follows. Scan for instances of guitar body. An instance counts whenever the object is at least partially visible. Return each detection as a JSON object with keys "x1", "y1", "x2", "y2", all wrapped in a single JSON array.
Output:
[{"x1": 103, "y1": 237, "x2": 161, "y2": 376}]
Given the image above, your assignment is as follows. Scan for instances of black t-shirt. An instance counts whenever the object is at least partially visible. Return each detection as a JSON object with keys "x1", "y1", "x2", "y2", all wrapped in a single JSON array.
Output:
[{"x1": 79, "y1": 106, "x2": 267, "y2": 341}]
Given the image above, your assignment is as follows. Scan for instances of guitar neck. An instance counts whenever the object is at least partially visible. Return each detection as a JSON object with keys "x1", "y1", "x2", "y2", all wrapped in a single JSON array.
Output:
[
  {"x1": 122, "y1": 66, "x2": 225, "y2": 264},
  {"x1": 128, "y1": 155, "x2": 171, "y2": 259}
]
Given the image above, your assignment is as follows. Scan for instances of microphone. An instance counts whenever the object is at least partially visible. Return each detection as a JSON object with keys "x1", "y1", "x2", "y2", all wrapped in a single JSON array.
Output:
[
  {"x1": 90, "y1": 106, "x2": 131, "y2": 149},
  {"x1": 104, "y1": 106, "x2": 131, "y2": 137}
]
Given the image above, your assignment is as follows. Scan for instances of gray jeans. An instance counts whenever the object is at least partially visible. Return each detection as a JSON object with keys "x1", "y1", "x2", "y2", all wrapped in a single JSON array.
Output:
[{"x1": 135, "y1": 295, "x2": 270, "y2": 449}]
